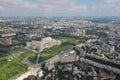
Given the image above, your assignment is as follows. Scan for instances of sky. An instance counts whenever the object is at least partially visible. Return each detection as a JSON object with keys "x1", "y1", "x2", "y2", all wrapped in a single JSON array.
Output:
[{"x1": 0, "y1": 0, "x2": 120, "y2": 16}]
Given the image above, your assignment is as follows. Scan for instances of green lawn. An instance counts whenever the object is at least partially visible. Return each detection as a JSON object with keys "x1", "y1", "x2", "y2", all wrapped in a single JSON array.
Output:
[
  {"x1": 0, "y1": 56, "x2": 28, "y2": 80},
  {"x1": 13, "y1": 48, "x2": 27, "y2": 54},
  {"x1": 0, "y1": 36, "x2": 87, "y2": 80},
  {"x1": 19, "y1": 36, "x2": 87, "y2": 63},
  {"x1": 21, "y1": 50, "x2": 36, "y2": 59},
  {"x1": 54, "y1": 36, "x2": 87, "y2": 44},
  {"x1": 41, "y1": 43, "x2": 74, "y2": 61},
  {"x1": 21, "y1": 43, "x2": 74, "y2": 63}
]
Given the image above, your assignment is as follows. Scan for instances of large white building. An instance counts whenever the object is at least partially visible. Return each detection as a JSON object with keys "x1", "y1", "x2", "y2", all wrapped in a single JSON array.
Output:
[
  {"x1": 59, "y1": 50, "x2": 79, "y2": 62},
  {"x1": 26, "y1": 37, "x2": 61, "y2": 51},
  {"x1": 45, "y1": 49, "x2": 79, "y2": 70}
]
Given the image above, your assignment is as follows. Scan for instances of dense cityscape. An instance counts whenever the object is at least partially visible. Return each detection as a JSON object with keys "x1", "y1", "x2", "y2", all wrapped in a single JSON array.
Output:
[{"x1": 0, "y1": 16, "x2": 120, "y2": 80}]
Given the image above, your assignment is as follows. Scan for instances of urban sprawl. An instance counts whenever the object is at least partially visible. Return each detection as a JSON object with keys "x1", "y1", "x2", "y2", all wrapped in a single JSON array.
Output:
[{"x1": 0, "y1": 17, "x2": 120, "y2": 80}]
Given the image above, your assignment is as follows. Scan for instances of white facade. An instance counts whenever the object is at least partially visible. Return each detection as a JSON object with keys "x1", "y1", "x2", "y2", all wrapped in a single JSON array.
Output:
[{"x1": 26, "y1": 37, "x2": 61, "y2": 51}]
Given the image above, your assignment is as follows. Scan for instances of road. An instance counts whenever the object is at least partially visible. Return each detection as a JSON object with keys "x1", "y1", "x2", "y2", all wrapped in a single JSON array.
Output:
[{"x1": 10, "y1": 49, "x2": 46, "y2": 80}]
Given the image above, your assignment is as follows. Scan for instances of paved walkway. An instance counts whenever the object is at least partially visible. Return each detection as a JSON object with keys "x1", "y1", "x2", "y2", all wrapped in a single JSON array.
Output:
[{"x1": 12, "y1": 65, "x2": 43, "y2": 80}]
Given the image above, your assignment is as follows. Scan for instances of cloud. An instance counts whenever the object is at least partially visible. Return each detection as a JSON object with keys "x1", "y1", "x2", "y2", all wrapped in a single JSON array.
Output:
[
  {"x1": 104, "y1": 0, "x2": 120, "y2": 3},
  {"x1": 0, "y1": 0, "x2": 119, "y2": 16}
]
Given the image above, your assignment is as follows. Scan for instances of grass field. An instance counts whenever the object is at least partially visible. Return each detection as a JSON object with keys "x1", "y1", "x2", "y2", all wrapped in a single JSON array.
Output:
[
  {"x1": 0, "y1": 56, "x2": 28, "y2": 80},
  {"x1": 21, "y1": 50, "x2": 36, "y2": 59},
  {"x1": 54, "y1": 36, "x2": 87, "y2": 45},
  {"x1": 13, "y1": 48, "x2": 27, "y2": 54},
  {"x1": 20, "y1": 43, "x2": 74, "y2": 63},
  {"x1": 19, "y1": 36, "x2": 87, "y2": 63},
  {"x1": 41, "y1": 43, "x2": 74, "y2": 61},
  {"x1": 0, "y1": 36, "x2": 87, "y2": 79}
]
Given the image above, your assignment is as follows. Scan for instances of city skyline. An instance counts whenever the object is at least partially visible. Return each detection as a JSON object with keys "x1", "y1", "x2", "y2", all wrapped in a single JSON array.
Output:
[{"x1": 0, "y1": 0, "x2": 120, "y2": 16}]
